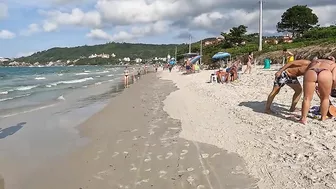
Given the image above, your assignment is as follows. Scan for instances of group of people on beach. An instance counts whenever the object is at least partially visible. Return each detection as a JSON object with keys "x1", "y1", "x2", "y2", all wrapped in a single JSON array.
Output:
[
  {"x1": 265, "y1": 53, "x2": 336, "y2": 124},
  {"x1": 123, "y1": 65, "x2": 148, "y2": 88}
]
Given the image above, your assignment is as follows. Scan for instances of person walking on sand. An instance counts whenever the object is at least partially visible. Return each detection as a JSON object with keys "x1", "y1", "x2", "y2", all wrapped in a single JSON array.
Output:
[
  {"x1": 124, "y1": 66, "x2": 130, "y2": 88},
  {"x1": 265, "y1": 59, "x2": 311, "y2": 114},
  {"x1": 300, "y1": 58, "x2": 336, "y2": 124},
  {"x1": 244, "y1": 52, "x2": 253, "y2": 74}
]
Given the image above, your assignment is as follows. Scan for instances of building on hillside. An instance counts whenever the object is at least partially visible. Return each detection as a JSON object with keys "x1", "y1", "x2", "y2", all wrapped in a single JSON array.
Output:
[
  {"x1": 203, "y1": 36, "x2": 224, "y2": 47},
  {"x1": 0, "y1": 57, "x2": 9, "y2": 62},
  {"x1": 282, "y1": 34, "x2": 293, "y2": 43},
  {"x1": 264, "y1": 38, "x2": 279, "y2": 45}
]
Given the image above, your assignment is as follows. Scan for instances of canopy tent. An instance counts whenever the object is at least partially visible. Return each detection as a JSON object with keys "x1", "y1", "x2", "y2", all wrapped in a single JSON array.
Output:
[
  {"x1": 183, "y1": 53, "x2": 199, "y2": 58},
  {"x1": 212, "y1": 52, "x2": 231, "y2": 60},
  {"x1": 190, "y1": 55, "x2": 202, "y2": 64},
  {"x1": 212, "y1": 52, "x2": 231, "y2": 66}
]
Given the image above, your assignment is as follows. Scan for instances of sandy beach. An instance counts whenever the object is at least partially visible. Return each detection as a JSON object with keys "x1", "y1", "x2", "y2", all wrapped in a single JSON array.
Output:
[
  {"x1": 18, "y1": 71, "x2": 257, "y2": 189},
  {"x1": 161, "y1": 66, "x2": 336, "y2": 189},
  {"x1": 9, "y1": 65, "x2": 336, "y2": 189}
]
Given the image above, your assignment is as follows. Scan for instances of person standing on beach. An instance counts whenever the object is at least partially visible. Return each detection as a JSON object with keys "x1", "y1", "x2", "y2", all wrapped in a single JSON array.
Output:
[
  {"x1": 283, "y1": 48, "x2": 294, "y2": 63},
  {"x1": 265, "y1": 59, "x2": 311, "y2": 114},
  {"x1": 124, "y1": 66, "x2": 130, "y2": 88},
  {"x1": 243, "y1": 52, "x2": 253, "y2": 74}
]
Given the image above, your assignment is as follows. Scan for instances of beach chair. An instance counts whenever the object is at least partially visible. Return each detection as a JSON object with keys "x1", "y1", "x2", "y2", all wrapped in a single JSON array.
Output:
[{"x1": 210, "y1": 74, "x2": 217, "y2": 83}]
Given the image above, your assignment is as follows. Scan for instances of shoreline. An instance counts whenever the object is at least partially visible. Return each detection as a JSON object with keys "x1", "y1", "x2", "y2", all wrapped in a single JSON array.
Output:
[{"x1": 19, "y1": 71, "x2": 257, "y2": 189}]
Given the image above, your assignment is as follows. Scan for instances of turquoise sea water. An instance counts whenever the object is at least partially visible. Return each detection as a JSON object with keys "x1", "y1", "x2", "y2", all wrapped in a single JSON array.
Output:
[
  {"x1": 0, "y1": 66, "x2": 125, "y2": 117},
  {"x1": 0, "y1": 65, "x2": 132, "y2": 188}
]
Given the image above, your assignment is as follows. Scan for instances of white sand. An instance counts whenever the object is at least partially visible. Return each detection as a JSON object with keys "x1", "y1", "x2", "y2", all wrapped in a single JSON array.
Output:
[{"x1": 160, "y1": 66, "x2": 336, "y2": 189}]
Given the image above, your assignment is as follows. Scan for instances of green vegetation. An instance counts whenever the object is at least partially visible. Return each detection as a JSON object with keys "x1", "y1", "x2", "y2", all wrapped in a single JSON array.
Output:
[
  {"x1": 276, "y1": 5, "x2": 318, "y2": 37},
  {"x1": 16, "y1": 42, "x2": 187, "y2": 65},
  {"x1": 13, "y1": 5, "x2": 336, "y2": 66}
]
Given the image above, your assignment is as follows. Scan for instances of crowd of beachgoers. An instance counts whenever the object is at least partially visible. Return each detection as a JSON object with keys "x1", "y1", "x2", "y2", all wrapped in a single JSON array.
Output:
[{"x1": 161, "y1": 49, "x2": 336, "y2": 125}]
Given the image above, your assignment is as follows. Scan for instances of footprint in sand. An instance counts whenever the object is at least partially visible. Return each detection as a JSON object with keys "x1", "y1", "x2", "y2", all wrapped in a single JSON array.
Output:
[
  {"x1": 197, "y1": 185, "x2": 205, "y2": 189},
  {"x1": 159, "y1": 170, "x2": 167, "y2": 178},
  {"x1": 165, "y1": 152, "x2": 173, "y2": 159},
  {"x1": 149, "y1": 130, "x2": 155, "y2": 135},
  {"x1": 118, "y1": 184, "x2": 130, "y2": 189},
  {"x1": 145, "y1": 143, "x2": 150, "y2": 147},
  {"x1": 211, "y1": 152, "x2": 220, "y2": 158},
  {"x1": 144, "y1": 156, "x2": 151, "y2": 162},
  {"x1": 94, "y1": 150, "x2": 104, "y2": 160},
  {"x1": 130, "y1": 164, "x2": 137, "y2": 171},
  {"x1": 145, "y1": 168, "x2": 151, "y2": 172},
  {"x1": 116, "y1": 139, "x2": 123, "y2": 144},
  {"x1": 135, "y1": 179, "x2": 149, "y2": 185},
  {"x1": 187, "y1": 176, "x2": 195, "y2": 185},
  {"x1": 180, "y1": 156, "x2": 185, "y2": 160},
  {"x1": 112, "y1": 152, "x2": 119, "y2": 158},
  {"x1": 201, "y1": 154, "x2": 209, "y2": 159},
  {"x1": 157, "y1": 155, "x2": 163, "y2": 160},
  {"x1": 180, "y1": 150, "x2": 188, "y2": 156},
  {"x1": 131, "y1": 129, "x2": 138, "y2": 132},
  {"x1": 151, "y1": 144, "x2": 156, "y2": 147},
  {"x1": 185, "y1": 142, "x2": 190, "y2": 147},
  {"x1": 202, "y1": 170, "x2": 210, "y2": 175},
  {"x1": 132, "y1": 136, "x2": 138, "y2": 141},
  {"x1": 187, "y1": 167, "x2": 194, "y2": 172}
]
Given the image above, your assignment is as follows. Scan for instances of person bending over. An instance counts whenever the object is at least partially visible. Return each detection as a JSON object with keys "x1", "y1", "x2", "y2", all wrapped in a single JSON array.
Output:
[
  {"x1": 265, "y1": 59, "x2": 311, "y2": 114},
  {"x1": 300, "y1": 58, "x2": 336, "y2": 124}
]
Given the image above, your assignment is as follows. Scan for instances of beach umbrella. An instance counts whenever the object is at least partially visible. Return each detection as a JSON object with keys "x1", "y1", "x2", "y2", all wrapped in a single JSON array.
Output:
[
  {"x1": 212, "y1": 52, "x2": 231, "y2": 60},
  {"x1": 190, "y1": 55, "x2": 202, "y2": 64}
]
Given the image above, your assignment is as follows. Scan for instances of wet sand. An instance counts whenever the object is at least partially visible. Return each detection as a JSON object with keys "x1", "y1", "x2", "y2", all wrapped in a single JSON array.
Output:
[{"x1": 20, "y1": 72, "x2": 257, "y2": 189}]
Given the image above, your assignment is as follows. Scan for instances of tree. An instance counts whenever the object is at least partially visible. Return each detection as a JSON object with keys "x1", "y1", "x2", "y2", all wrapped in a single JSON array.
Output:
[
  {"x1": 276, "y1": 5, "x2": 318, "y2": 37},
  {"x1": 221, "y1": 25, "x2": 248, "y2": 46}
]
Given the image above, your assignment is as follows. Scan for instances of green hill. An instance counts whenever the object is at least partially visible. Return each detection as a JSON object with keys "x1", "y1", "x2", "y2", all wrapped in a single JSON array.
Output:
[{"x1": 15, "y1": 42, "x2": 189, "y2": 65}]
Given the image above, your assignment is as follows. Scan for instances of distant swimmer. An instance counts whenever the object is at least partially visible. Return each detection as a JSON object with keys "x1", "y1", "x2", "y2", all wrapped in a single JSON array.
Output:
[
  {"x1": 124, "y1": 66, "x2": 130, "y2": 88},
  {"x1": 300, "y1": 57, "x2": 336, "y2": 124},
  {"x1": 265, "y1": 59, "x2": 311, "y2": 114}
]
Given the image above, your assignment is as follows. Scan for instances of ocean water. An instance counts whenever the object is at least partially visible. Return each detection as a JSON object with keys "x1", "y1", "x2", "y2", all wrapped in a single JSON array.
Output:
[
  {"x1": 0, "y1": 66, "x2": 125, "y2": 117},
  {"x1": 0, "y1": 65, "x2": 131, "y2": 189}
]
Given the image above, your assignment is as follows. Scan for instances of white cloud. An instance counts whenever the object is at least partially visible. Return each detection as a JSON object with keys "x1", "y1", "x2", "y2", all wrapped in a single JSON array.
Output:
[
  {"x1": 40, "y1": 8, "x2": 101, "y2": 29},
  {"x1": 20, "y1": 23, "x2": 41, "y2": 36},
  {"x1": 43, "y1": 21, "x2": 58, "y2": 32},
  {"x1": 0, "y1": 30, "x2": 15, "y2": 39},
  {"x1": 86, "y1": 29, "x2": 112, "y2": 40},
  {"x1": 0, "y1": 3, "x2": 8, "y2": 19},
  {"x1": 87, "y1": 21, "x2": 170, "y2": 42},
  {"x1": 96, "y1": 0, "x2": 219, "y2": 25}
]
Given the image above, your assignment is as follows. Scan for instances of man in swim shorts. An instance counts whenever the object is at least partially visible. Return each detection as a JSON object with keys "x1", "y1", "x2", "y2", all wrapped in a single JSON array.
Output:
[{"x1": 265, "y1": 59, "x2": 311, "y2": 114}]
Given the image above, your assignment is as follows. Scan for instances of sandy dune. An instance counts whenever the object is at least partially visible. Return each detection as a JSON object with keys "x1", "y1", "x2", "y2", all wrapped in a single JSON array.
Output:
[{"x1": 161, "y1": 66, "x2": 336, "y2": 189}]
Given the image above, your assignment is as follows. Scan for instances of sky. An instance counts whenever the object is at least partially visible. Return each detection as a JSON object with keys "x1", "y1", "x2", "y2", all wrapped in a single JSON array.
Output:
[{"x1": 0, "y1": 0, "x2": 335, "y2": 58}]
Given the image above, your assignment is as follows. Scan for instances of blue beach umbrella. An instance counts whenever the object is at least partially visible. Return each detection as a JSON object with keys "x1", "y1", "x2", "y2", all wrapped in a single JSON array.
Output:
[
  {"x1": 212, "y1": 52, "x2": 231, "y2": 60},
  {"x1": 190, "y1": 55, "x2": 202, "y2": 64}
]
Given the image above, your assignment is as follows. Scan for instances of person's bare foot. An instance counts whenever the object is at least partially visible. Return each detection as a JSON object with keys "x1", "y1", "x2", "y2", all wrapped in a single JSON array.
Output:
[
  {"x1": 265, "y1": 109, "x2": 275, "y2": 114},
  {"x1": 289, "y1": 107, "x2": 300, "y2": 112},
  {"x1": 299, "y1": 119, "x2": 307, "y2": 125}
]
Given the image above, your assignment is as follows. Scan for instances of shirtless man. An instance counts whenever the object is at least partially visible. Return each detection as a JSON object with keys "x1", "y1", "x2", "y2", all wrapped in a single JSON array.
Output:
[{"x1": 265, "y1": 59, "x2": 311, "y2": 114}]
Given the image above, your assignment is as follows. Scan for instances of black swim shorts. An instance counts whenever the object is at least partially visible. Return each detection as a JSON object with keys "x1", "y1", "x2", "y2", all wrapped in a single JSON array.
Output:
[{"x1": 274, "y1": 71, "x2": 299, "y2": 87}]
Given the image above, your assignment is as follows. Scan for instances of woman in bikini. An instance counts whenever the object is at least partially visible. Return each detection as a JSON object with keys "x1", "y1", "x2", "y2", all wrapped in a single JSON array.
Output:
[
  {"x1": 300, "y1": 58, "x2": 336, "y2": 124},
  {"x1": 244, "y1": 52, "x2": 253, "y2": 74}
]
